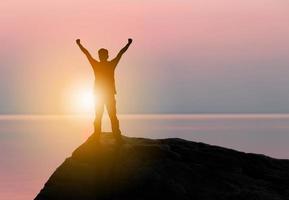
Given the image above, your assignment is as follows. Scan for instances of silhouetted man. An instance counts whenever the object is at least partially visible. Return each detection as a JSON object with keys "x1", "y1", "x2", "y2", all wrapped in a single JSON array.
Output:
[{"x1": 76, "y1": 38, "x2": 132, "y2": 143}]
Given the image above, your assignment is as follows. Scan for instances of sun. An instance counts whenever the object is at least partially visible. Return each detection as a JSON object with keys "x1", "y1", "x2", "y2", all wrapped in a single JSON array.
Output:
[
  {"x1": 67, "y1": 86, "x2": 96, "y2": 114},
  {"x1": 77, "y1": 89, "x2": 95, "y2": 112}
]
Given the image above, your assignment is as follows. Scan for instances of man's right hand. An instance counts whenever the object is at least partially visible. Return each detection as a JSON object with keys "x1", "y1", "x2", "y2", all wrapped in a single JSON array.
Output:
[{"x1": 76, "y1": 39, "x2": 81, "y2": 45}]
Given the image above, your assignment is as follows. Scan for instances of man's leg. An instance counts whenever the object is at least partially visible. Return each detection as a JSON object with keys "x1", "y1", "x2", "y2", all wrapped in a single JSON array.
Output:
[
  {"x1": 106, "y1": 95, "x2": 122, "y2": 142},
  {"x1": 94, "y1": 96, "x2": 104, "y2": 139}
]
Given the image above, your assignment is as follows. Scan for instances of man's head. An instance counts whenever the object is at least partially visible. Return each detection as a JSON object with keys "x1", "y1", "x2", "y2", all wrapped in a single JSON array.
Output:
[{"x1": 98, "y1": 48, "x2": 109, "y2": 61}]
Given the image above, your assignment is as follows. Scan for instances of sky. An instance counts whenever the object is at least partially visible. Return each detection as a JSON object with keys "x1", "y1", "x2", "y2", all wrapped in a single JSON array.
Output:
[{"x1": 1, "y1": 0, "x2": 289, "y2": 114}]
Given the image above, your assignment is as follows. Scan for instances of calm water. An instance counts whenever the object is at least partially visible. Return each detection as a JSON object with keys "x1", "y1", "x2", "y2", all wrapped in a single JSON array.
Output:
[{"x1": 1, "y1": 114, "x2": 289, "y2": 200}]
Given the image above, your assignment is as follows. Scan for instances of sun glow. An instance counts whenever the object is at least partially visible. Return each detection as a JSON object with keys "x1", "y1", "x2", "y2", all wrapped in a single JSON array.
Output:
[
  {"x1": 77, "y1": 89, "x2": 95, "y2": 111},
  {"x1": 66, "y1": 85, "x2": 96, "y2": 114}
]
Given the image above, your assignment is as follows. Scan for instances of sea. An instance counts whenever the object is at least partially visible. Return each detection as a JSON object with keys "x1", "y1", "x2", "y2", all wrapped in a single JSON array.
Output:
[{"x1": 1, "y1": 114, "x2": 289, "y2": 200}]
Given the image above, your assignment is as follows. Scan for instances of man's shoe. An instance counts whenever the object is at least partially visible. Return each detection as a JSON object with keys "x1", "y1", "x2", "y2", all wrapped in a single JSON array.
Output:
[
  {"x1": 115, "y1": 136, "x2": 125, "y2": 145},
  {"x1": 88, "y1": 131, "x2": 100, "y2": 143}
]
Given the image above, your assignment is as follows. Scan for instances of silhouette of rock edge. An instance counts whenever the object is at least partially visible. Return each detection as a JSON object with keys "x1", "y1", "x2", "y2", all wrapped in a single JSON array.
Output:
[{"x1": 35, "y1": 133, "x2": 289, "y2": 200}]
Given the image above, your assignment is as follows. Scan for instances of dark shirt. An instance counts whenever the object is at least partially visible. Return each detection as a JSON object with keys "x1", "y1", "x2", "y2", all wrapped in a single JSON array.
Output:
[{"x1": 90, "y1": 59, "x2": 119, "y2": 95}]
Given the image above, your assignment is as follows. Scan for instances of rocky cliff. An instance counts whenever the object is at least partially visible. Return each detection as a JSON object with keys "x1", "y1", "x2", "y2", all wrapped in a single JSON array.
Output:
[{"x1": 35, "y1": 133, "x2": 289, "y2": 200}]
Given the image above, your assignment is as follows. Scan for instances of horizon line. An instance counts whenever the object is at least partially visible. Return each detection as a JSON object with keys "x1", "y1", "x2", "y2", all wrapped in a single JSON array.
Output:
[{"x1": 1, "y1": 113, "x2": 289, "y2": 121}]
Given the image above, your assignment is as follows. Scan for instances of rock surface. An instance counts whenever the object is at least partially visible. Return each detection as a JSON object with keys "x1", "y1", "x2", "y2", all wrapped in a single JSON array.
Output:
[{"x1": 35, "y1": 133, "x2": 289, "y2": 200}]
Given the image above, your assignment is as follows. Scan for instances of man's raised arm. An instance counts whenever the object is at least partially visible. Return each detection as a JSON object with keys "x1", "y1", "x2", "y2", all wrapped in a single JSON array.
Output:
[
  {"x1": 112, "y1": 38, "x2": 133, "y2": 64},
  {"x1": 76, "y1": 39, "x2": 94, "y2": 65}
]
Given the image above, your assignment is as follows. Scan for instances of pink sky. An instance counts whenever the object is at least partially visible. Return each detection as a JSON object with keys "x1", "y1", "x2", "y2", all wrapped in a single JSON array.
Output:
[
  {"x1": 1, "y1": 2, "x2": 289, "y2": 199},
  {"x1": 1, "y1": 0, "x2": 289, "y2": 114}
]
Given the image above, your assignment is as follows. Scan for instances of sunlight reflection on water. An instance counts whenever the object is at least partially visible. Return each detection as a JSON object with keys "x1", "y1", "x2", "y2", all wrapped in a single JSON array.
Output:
[{"x1": 0, "y1": 114, "x2": 289, "y2": 200}]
